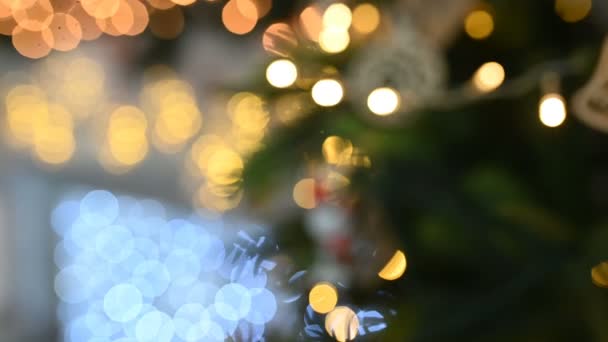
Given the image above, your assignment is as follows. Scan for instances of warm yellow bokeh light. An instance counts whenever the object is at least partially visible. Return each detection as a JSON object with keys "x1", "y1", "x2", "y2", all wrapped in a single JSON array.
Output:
[
  {"x1": 293, "y1": 178, "x2": 317, "y2": 209},
  {"x1": 555, "y1": 0, "x2": 592, "y2": 23},
  {"x1": 206, "y1": 147, "x2": 244, "y2": 186},
  {"x1": 309, "y1": 282, "x2": 338, "y2": 314},
  {"x1": 351, "y1": 3, "x2": 380, "y2": 34},
  {"x1": 464, "y1": 10, "x2": 494, "y2": 40},
  {"x1": 106, "y1": 105, "x2": 148, "y2": 166},
  {"x1": 592, "y1": 261, "x2": 608, "y2": 288},
  {"x1": 367, "y1": 87, "x2": 400, "y2": 116},
  {"x1": 539, "y1": 93, "x2": 566, "y2": 127},
  {"x1": 312, "y1": 79, "x2": 344, "y2": 107},
  {"x1": 32, "y1": 103, "x2": 75, "y2": 165},
  {"x1": 325, "y1": 306, "x2": 359, "y2": 342},
  {"x1": 266, "y1": 59, "x2": 298, "y2": 88},
  {"x1": 473, "y1": 61, "x2": 505, "y2": 92},
  {"x1": 319, "y1": 27, "x2": 350, "y2": 54},
  {"x1": 322, "y1": 3, "x2": 351, "y2": 30},
  {"x1": 378, "y1": 250, "x2": 407, "y2": 281},
  {"x1": 322, "y1": 136, "x2": 352, "y2": 165}
]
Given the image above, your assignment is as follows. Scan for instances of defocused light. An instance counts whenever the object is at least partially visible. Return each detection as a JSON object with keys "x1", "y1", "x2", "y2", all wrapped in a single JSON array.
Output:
[
  {"x1": 472, "y1": 61, "x2": 505, "y2": 92},
  {"x1": 378, "y1": 250, "x2": 407, "y2": 281},
  {"x1": 592, "y1": 261, "x2": 608, "y2": 288},
  {"x1": 322, "y1": 3, "x2": 351, "y2": 30},
  {"x1": 312, "y1": 79, "x2": 344, "y2": 107},
  {"x1": 222, "y1": 0, "x2": 257, "y2": 35},
  {"x1": 464, "y1": 10, "x2": 494, "y2": 40},
  {"x1": 322, "y1": 136, "x2": 352, "y2": 165},
  {"x1": 235, "y1": 0, "x2": 258, "y2": 20},
  {"x1": 54, "y1": 190, "x2": 278, "y2": 339},
  {"x1": 293, "y1": 178, "x2": 317, "y2": 209},
  {"x1": 325, "y1": 306, "x2": 359, "y2": 342},
  {"x1": 351, "y1": 3, "x2": 380, "y2": 34},
  {"x1": 319, "y1": 27, "x2": 350, "y2": 53},
  {"x1": 367, "y1": 87, "x2": 400, "y2": 116},
  {"x1": 46, "y1": 14, "x2": 82, "y2": 52},
  {"x1": 12, "y1": 0, "x2": 54, "y2": 31},
  {"x1": 266, "y1": 59, "x2": 297, "y2": 88},
  {"x1": 104, "y1": 284, "x2": 143, "y2": 323},
  {"x1": 206, "y1": 147, "x2": 244, "y2": 185},
  {"x1": 106, "y1": 105, "x2": 148, "y2": 166},
  {"x1": 299, "y1": 5, "x2": 322, "y2": 42},
  {"x1": 309, "y1": 282, "x2": 338, "y2": 314},
  {"x1": 262, "y1": 22, "x2": 297, "y2": 57},
  {"x1": 539, "y1": 93, "x2": 566, "y2": 127},
  {"x1": 555, "y1": 0, "x2": 592, "y2": 23},
  {"x1": 81, "y1": 0, "x2": 120, "y2": 19},
  {"x1": 11, "y1": 27, "x2": 53, "y2": 59}
]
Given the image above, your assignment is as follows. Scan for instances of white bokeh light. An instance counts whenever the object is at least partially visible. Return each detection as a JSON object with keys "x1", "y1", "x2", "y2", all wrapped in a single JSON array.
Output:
[
  {"x1": 266, "y1": 59, "x2": 298, "y2": 88},
  {"x1": 367, "y1": 87, "x2": 401, "y2": 116},
  {"x1": 312, "y1": 79, "x2": 344, "y2": 107}
]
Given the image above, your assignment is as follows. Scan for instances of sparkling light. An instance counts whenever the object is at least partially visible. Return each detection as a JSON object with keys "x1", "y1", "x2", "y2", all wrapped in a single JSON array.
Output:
[
  {"x1": 472, "y1": 61, "x2": 505, "y2": 92},
  {"x1": 539, "y1": 93, "x2": 567, "y2": 127},
  {"x1": 312, "y1": 79, "x2": 344, "y2": 107},
  {"x1": 464, "y1": 10, "x2": 494, "y2": 40},
  {"x1": 266, "y1": 59, "x2": 298, "y2": 88},
  {"x1": 351, "y1": 3, "x2": 380, "y2": 34},
  {"x1": 309, "y1": 282, "x2": 338, "y2": 314},
  {"x1": 367, "y1": 87, "x2": 400, "y2": 116}
]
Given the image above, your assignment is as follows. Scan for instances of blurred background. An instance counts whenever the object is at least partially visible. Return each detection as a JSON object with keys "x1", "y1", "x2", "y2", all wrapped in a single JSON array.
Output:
[{"x1": 1, "y1": 0, "x2": 608, "y2": 341}]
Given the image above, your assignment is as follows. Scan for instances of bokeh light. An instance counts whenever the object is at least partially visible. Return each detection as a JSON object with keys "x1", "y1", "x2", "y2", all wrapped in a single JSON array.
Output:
[
  {"x1": 325, "y1": 306, "x2": 359, "y2": 342},
  {"x1": 299, "y1": 5, "x2": 322, "y2": 42},
  {"x1": 262, "y1": 22, "x2": 297, "y2": 57},
  {"x1": 555, "y1": 0, "x2": 592, "y2": 23},
  {"x1": 592, "y1": 261, "x2": 608, "y2": 288},
  {"x1": 472, "y1": 61, "x2": 505, "y2": 92},
  {"x1": 266, "y1": 59, "x2": 297, "y2": 88},
  {"x1": 322, "y1": 3, "x2": 351, "y2": 31},
  {"x1": 312, "y1": 79, "x2": 344, "y2": 107},
  {"x1": 539, "y1": 93, "x2": 567, "y2": 127},
  {"x1": 53, "y1": 189, "x2": 281, "y2": 341},
  {"x1": 351, "y1": 3, "x2": 380, "y2": 35},
  {"x1": 222, "y1": 0, "x2": 256, "y2": 35},
  {"x1": 322, "y1": 136, "x2": 352, "y2": 166},
  {"x1": 293, "y1": 178, "x2": 317, "y2": 209},
  {"x1": 319, "y1": 27, "x2": 350, "y2": 54},
  {"x1": 105, "y1": 105, "x2": 149, "y2": 167},
  {"x1": 367, "y1": 87, "x2": 400, "y2": 116},
  {"x1": 464, "y1": 9, "x2": 494, "y2": 40},
  {"x1": 378, "y1": 250, "x2": 407, "y2": 281},
  {"x1": 309, "y1": 282, "x2": 338, "y2": 314}
]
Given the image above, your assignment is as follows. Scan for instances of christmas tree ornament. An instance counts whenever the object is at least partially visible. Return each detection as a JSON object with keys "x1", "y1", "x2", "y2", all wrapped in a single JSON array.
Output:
[{"x1": 573, "y1": 37, "x2": 608, "y2": 133}]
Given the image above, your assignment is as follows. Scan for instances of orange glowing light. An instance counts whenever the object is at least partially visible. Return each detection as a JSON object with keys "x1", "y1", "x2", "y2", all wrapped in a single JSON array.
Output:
[
  {"x1": 299, "y1": 5, "x2": 322, "y2": 42},
  {"x1": 46, "y1": 13, "x2": 82, "y2": 51},
  {"x1": 12, "y1": 26, "x2": 54, "y2": 58},
  {"x1": 222, "y1": 0, "x2": 256, "y2": 35},
  {"x1": 262, "y1": 22, "x2": 297, "y2": 57}
]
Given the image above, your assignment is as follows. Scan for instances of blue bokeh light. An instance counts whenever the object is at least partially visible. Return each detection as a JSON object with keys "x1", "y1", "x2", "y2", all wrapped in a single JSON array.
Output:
[{"x1": 54, "y1": 189, "x2": 281, "y2": 341}]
